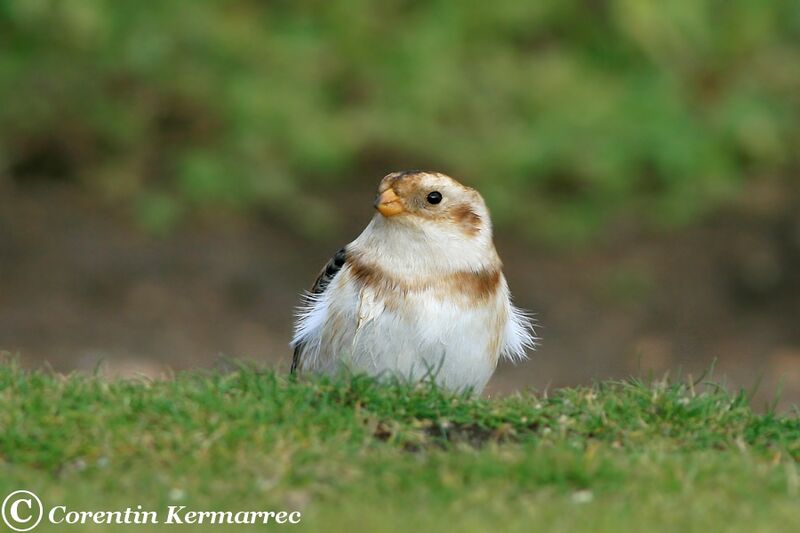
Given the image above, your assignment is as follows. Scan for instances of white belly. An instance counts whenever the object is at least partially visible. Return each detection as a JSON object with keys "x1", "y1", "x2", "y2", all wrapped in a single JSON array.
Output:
[{"x1": 306, "y1": 281, "x2": 503, "y2": 393}]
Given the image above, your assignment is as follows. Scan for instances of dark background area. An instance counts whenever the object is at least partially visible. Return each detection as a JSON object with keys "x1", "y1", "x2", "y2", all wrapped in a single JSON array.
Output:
[{"x1": 1, "y1": 1, "x2": 799, "y2": 407}]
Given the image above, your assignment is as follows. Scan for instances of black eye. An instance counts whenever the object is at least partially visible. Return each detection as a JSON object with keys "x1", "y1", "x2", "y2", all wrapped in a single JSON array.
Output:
[{"x1": 426, "y1": 191, "x2": 443, "y2": 205}]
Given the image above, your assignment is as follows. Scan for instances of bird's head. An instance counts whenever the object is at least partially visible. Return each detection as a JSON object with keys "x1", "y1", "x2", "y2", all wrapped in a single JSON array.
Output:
[
  {"x1": 353, "y1": 170, "x2": 498, "y2": 273},
  {"x1": 373, "y1": 170, "x2": 490, "y2": 238}
]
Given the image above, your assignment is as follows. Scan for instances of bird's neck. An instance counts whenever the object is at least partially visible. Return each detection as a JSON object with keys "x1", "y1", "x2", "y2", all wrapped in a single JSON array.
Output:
[{"x1": 349, "y1": 215, "x2": 500, "y2": 278}]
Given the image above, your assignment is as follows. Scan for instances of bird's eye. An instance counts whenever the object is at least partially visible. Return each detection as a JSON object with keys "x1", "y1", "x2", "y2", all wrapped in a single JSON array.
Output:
[{"x1": 426, "y1": 191, "x2": 443, "y2": 205}]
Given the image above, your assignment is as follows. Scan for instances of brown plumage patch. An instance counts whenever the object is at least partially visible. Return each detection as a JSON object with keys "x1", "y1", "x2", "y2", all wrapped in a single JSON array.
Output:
[
  {"x1": 348, "y1": 255, "x2": 501, "y2": 305},
  {"x1": 380, "y1": 171, "x2": 426, "y2": 195},
  {"x1": 347, "y1": 257, "x2": 382, "y2": 291},
  {"x1": 389, "y1": 173, "x2": 426, "y2": 198},
  {"x1": 451, "y1": 204, "x2": 482, "y2": 236},
  {"x1": 451, "y1": 268, "x2": 501, "y2": 301}
]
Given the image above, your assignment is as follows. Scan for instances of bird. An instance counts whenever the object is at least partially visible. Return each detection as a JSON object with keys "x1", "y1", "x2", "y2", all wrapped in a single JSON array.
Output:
[{"x1": 290, "y1": 170, "x2": 535, "y2": 393}]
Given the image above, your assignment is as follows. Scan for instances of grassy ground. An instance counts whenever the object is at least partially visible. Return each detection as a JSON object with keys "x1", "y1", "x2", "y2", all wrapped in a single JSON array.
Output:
[{"x1": 1, "y1": 361, "x2": 798, "y2": 532}]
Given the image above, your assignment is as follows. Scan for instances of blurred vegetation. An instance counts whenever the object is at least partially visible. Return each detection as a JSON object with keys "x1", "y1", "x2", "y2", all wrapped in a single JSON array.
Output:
[{"x1": 0, "y1": 1, "x2": 798, "y2": 241}]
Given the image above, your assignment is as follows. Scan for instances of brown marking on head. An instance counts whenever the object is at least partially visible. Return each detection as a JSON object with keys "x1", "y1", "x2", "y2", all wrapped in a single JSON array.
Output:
[
  {"x1": 379, "y1": 170, "x2": 426, "y2": 194},
  {"x1": 451, "y1": 203, "x2": 482, "y2": 236}
]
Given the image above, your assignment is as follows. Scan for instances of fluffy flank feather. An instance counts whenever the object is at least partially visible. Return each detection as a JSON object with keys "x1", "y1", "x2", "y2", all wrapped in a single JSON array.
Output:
[
  {"x1": 291, "y1": 289, "x2": 330, "y2": 349},
  {"x1": 502, "y1": 303, "x2": 537, "y2": 362}
]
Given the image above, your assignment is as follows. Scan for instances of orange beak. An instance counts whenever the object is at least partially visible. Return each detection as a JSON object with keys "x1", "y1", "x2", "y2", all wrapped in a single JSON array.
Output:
[{"x1": 375, "y1": 188, "x2": 405, "y2": 217}]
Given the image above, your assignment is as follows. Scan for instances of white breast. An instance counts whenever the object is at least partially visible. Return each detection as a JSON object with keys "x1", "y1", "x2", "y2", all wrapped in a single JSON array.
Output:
[
  {"x1": 292, "y1": 266, "x2": 531, "y2": 393},
  {"x1": 291, "y1": 214, "x2": 535, "y2": 393}
]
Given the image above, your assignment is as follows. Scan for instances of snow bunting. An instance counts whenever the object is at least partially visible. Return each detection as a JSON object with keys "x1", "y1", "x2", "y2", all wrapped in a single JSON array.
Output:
[{"x1": 290, "y1": 170, "x2": 535, "y2": 393}]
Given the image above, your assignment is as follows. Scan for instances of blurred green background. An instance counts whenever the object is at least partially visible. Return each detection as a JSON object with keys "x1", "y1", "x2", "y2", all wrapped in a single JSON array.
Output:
[
  {"x1": 1, "y1": 0, "x2": 800, "y2": 406},
  {"x1": 2, "y1": 0, "x2": 798, "y2": 240}
]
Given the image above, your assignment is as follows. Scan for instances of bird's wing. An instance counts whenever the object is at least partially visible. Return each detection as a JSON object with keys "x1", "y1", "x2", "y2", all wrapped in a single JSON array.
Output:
[{"x1": 291, "y1": 247, "x2": 348, "y2": 374}]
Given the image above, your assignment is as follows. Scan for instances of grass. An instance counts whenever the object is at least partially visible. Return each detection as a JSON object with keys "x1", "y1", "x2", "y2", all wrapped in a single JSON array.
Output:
[{"x1": 0, "y1": 360, "x2": 798, "y2": 532}]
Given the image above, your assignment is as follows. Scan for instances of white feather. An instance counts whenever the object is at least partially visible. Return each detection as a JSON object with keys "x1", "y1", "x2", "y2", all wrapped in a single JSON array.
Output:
[
  {"x1": 502, "y1": 303, "x2": 538, "y2": 363},
  {"x1": 291, "y1": 290, "x2": 330, "y2": 349}
]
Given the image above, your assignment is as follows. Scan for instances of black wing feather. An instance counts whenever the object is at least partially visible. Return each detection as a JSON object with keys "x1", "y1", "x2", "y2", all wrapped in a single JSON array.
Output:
[{"x1": 291, "y1": 247, "x2": 347, "y2": 374}]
